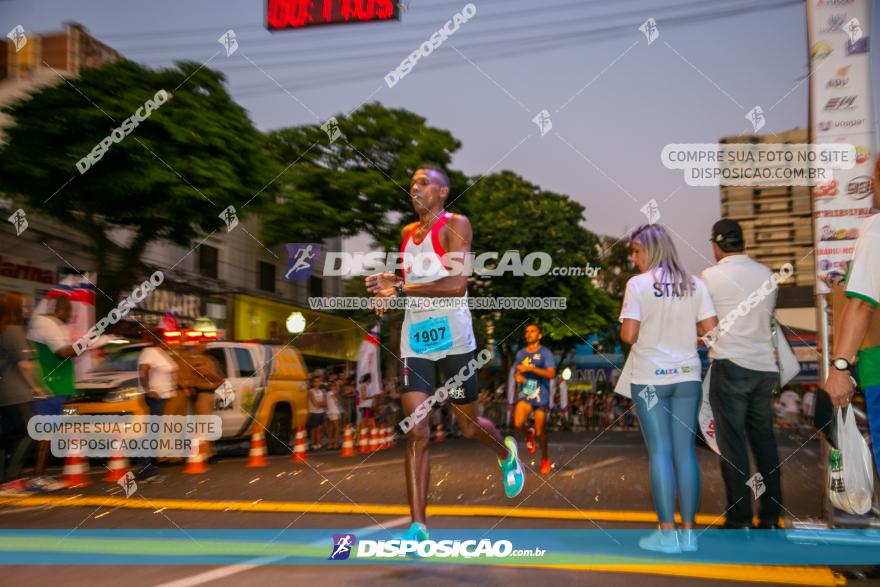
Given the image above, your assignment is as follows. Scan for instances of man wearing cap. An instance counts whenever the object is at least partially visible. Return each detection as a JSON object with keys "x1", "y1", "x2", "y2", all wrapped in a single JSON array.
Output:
[
  {"x1": 701, "y1": 219, "x2": 783, "y2": 529},
  {"x1": 825, "y1": 156, "x2": 880, "y2": 478}
]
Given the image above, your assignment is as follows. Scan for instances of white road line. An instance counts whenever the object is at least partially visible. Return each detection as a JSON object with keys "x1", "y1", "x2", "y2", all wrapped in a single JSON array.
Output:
[
  {"x1": 560, "y1": 457, "x2": 626, "y2": 478},
  {"x1": 317, "y1": 454, "x2": 448, "y2": 474},
  {"x1": 150, "y1": 515, "x2": 412, "y2": 587}
]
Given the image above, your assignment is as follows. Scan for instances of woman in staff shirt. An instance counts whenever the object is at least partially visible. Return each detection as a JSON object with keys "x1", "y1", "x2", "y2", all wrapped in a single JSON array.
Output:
[{"x1": 620, "y1": 224, "x2": 718, "y2": 553}]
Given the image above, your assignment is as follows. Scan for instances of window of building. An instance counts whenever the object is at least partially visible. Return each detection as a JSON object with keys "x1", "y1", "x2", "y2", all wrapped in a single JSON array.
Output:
[
  {"x1": 198, "y1": 245, "x2": 218, "y2": 279},
  {"x1": 258, "y1": 261, "x2": 276, "y2": 293}
]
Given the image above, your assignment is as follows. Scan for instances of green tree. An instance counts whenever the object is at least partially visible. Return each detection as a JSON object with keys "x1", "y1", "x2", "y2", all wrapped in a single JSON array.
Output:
[
  {"x1": 458, "y1": 171, "x2": 618, "y2": 367},
  {"x1": 261, "y1": 103, "x2": 465, "y2": 251},
  {"x1": 594, "y1": 234, "x2": 637, "y2": 353},
  {"x1": 0, "y1": 59, "x2": 275, "y2": 315}
]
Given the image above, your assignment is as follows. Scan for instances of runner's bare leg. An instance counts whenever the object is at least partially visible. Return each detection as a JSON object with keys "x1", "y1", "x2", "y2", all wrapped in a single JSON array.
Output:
[
  {"x1": 513, "y1": 401, "x2": 533, "y2": 440},
  {"x1": 452, "y1": 401, "x2": 508, "y2": 460},
  {"x1": 535, "y1": 408, "x2": 549, "y2": 460},
  {"x1": 401, "y1": 391, "x2": 431, "y2": 524}
]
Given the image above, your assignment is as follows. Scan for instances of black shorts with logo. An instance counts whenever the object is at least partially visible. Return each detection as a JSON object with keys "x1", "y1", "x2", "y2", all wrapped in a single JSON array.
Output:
[{"x1": 401, "y1": 351, "x2": 480, "y2": 405}]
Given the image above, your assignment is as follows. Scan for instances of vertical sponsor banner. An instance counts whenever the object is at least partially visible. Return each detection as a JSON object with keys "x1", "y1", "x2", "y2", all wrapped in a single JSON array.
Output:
[{"x1": 808, "y1": 0, "x2": 875, "y2": 293}]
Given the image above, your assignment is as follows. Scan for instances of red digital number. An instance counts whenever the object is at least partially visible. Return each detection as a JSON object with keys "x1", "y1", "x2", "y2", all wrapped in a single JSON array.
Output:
[{"x1": 268, "y1": 0, "x2": 314, "y2": 29}]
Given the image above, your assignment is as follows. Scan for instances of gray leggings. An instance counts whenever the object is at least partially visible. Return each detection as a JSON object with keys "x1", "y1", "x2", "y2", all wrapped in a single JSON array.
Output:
[{"x1": 632, "y1": 381, "x2": 702, "y2": 524}]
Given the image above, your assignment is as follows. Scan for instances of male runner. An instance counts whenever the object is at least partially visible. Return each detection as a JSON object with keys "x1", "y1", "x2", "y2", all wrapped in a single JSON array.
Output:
[
  {"x1": 511, "y1": 324, "x2": 556, "y2": 475},
  {"x1": 366, "y1": 165, "x2": 524, "y2": 543}
]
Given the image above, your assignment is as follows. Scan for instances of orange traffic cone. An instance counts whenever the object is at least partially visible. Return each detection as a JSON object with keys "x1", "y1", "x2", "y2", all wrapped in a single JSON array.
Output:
[
  {"x1": 388, "y1": 425, "x2": 396, "y2": 448},
  {"x1": 62, "y1": 449, "x2": 90, "y2": 488},
  {"x1": 290, "y1": 427, "x2": 308, "y2": 463},
  {"x1": 434, "y1": 424, "x2": 445, "y2": 442},
  {"x1": 382, "y1": 426, "x2": 391, "y2": 450},
  {"x1": 246, "y1": 430, "x2": 268, "y2": 468},
  {"x1": 369, "y1": 427, "x2": 379, "y2": 452},
  {"x1": 102, "y1": 451, "x2": 130, "y2": 483},
  {"x1": 340, "y1": 425, "x2": 355, "y2": 457},
  {"x1": 183, "y1": 438, "x2": 210, "y2": 474},
  {"x1": 357, "y1": 424, "x2": 370, "y2": 454}
]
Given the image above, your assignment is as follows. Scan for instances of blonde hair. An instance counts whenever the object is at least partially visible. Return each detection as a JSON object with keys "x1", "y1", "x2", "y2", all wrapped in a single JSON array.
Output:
[{"x1": 630, "y1": 224, "x2": 693, "y2": 295}]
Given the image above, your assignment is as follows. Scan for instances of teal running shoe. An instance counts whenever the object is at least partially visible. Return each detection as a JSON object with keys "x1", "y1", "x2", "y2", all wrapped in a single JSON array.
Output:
[
  {"x1": 401, "y1": 522, "x2": 429, "y2": 558},
  {"x1": 498, "y1": 436, "x2": 525, "y2": 498},
  {"x1": 401, "y1": 521, "x2": 429, "y2": 543}
]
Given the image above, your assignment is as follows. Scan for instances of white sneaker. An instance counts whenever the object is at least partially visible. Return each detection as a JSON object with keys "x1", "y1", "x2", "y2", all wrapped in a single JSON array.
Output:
[
  {"x1": 638, "y1": 528, "x2": 681, "y2": 554},
  {"x1": 679, "y1": 529, "x2": 698, "y2": 552},
  {"x1": 27, "y1": 476, "x2": 65, "y2": 492}
]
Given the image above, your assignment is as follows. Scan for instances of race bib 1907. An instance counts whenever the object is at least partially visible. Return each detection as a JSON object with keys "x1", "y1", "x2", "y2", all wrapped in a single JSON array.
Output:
[{"x1": 409, "y1": 316, "x2": 453, "y2": 355}]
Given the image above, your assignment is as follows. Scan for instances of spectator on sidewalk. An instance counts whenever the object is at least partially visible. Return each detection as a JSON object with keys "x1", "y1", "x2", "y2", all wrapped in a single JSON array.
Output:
[
  {"x1": 174, "y1": 337, "x2": 224, "y2": 458},
  {"x1": 135, "y1": 331, "x2": 178, "y2": 481},
  {"x1": 825, "y1": 156, "x2": 880, "y2": 478},
  {"x1": 0, "y1": 293, "x2": 42, "y2": 494},
  {"x1": 621, "y1": 223, "x2": 717, "y2": 552},
  {"x1": 28, "y1": 295, "x2": 76, "y2": 491},
  {"x1": 701, "y1": 218, "x2": 783, "y2": 529},
  {"x1": 358, "y1": 373, "x2": 377, "y2": 434},
  {"x1": 325, "y1": 380, "x2": 341, "y2": 450},
  {"x1": 307, "y1": 377, "x2": 327, "y2": 450}
]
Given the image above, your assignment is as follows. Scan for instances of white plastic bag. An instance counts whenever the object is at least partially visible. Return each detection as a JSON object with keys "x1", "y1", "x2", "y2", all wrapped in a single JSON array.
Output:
[
  {"x1": 828, "y1": 405, "x2": 875, "y2": 515},
  {"x1": 613, "y1": 355, "x2": 633, "y2": 398},
  {"x1": 699, "y1": 363, "x2": 720, "y2": 454}
]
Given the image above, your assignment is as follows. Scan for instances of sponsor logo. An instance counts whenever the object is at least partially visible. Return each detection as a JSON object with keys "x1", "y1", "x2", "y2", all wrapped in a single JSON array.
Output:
[
  {"x1": 826, "y1": 65, "x2": 850, "y2": 89},
  {"x1": 855, "y1": 146, "x2": 869, "y2": 165},
  {"x1": 820, "y1": 13, "x2": 847, "y2": 33},
  {"x1": 329, "y1": 534, "x2": 356, "y2": 560},
  {"x1": 823, "y1": 96, "x2": 856, "y2": 111},
  {"x1": 817, "y1": 119, "x2": 864, "y2": 132},
  {"x1": 356, "y1": 538, "x2": 514, "y2": 558},
  {"x1": 814, "y1": 179, "x2": 839, "y2": 197},
  {"x1": 654, "y1": 368, "x2": 680, "y2": 375},
  {"x1": 284, "y1": 243, "x2": 321, "y2": 282},
  {"x1": 811, "y1": 41, "x2": 832, "y2": 60},
  {"x1": 846, "y1": 36, "x2": 868, "y2": 55},
  {"x1": 846, "y1": 176, "x2": 872, "y2": 200},
  {"x1": 817, "y1": 0, "x2": 854, "y2": 6}
]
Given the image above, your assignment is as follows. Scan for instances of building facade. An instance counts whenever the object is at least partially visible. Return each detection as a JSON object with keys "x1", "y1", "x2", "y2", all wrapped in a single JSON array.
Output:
[{"x1": 719, "y1": 127, "x2": 816, "y2": 331}]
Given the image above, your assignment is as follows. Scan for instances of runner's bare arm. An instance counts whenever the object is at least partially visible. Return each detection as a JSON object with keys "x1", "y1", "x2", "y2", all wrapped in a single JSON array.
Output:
[
  {"x1": 398, "y1": 214, "x2": 471, "y2": 298},
  {"x1": 364, "y1": 223, "x2": 417, "y2": 293}
]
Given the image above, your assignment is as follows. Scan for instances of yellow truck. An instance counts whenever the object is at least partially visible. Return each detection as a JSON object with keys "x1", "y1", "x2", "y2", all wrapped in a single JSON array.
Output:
[{"x1": 64, "y1": 341, "x2": 309, "y2": 454}]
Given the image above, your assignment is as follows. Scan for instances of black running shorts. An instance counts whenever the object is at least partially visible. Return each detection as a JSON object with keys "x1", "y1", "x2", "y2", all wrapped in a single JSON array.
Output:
[{"x1": 401, "y1": 351, "x2": 480, "y2": 405}]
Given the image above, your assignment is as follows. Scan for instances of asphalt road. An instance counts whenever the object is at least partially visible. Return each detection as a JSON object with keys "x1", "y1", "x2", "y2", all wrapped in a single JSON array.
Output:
[{"x1": 0, "y1": 429, "x2": 869, "y2": 587}]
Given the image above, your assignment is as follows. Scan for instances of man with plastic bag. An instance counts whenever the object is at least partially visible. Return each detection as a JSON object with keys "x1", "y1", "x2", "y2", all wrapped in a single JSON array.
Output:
[
  {"x1": 701, "y1": 219, "x2": 784, "y2": 529},
  {"x1": 825, "y1": 156, "x2": 880, "y2": 489}
]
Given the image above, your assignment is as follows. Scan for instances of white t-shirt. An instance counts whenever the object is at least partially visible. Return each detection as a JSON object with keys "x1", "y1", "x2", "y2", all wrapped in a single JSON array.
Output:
[
  {"x1": 325, "y1": 389, "x2": 340, "y2": 418},
  {"x1": 137, "y1": 346, "x2": 178, "y2": 399},
  {"x1": 846, "y1": 214, "x2": 880, "y2": 307},
  {"x1": 308, "y1": 387, "x2": 326, "y2": 414},
  {"x1": 619, "y1": 270, "x2": 716, "y2": 385},
  {"x1": 28, "y1": 314, "x2": 71, "y2": 352},
  {"x1": 701, "y1": 255, "x2": 779, "y2": 373}
]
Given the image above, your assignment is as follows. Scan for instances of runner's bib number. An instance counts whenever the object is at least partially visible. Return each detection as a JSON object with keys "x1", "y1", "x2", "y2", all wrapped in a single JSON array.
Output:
[
  {"x1": 522, "y1": 378, "x2": 540, "y2": 400},
  {"x1": 409, "y1": 316, "x2": 453, "y2": 355}
]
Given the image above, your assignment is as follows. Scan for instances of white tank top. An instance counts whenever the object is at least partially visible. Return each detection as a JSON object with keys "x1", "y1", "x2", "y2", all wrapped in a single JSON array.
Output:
[{"x1": 399, "y1": 211, "x2": 476, "y2": 360}]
